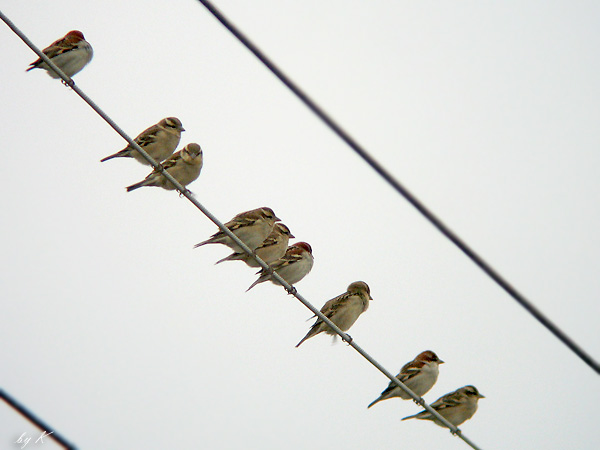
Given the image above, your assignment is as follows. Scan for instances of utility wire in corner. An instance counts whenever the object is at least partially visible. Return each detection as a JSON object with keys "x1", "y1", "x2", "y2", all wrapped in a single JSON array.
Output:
[{"x1": 0, "y1": 389, "x2": 77, "y2": 450}]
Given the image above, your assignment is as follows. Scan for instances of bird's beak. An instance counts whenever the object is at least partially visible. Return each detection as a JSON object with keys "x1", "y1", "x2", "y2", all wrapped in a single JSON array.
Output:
[
  {"x1": 289, "y1": 233, "x2": 296, "y2": 238},
  {"x1": 438, "y1": 359, "x2": 445, "y2": 364},
  {"x1": 478, "y1": 393, "x2": 485, "y2": 398},
  {"x1": 181, "y1": 127, "x2": 186, "y2": 132},
  {"x1": 369, "y1": 295, "x2": 373, "y2": 300}
]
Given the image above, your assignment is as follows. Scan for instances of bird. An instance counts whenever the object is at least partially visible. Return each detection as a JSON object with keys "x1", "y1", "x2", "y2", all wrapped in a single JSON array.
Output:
[
  {"x1": 194, "y1": 207, "x2": 280, "y2": 253},
  {"x1": 295, "y1": 281, "x2": 371, "y2": 347},
  {"x1": 215, "y1": 223, "x2": 294, "y2": 266},
  {"x1": 367, "y1": 351, "x2": 444, "y2": 408},
  {"x1": 247, "y1": 242, "x2": 313, "y2": 292},
  {"x1": 401, "y1": 385, "x2": 485, "y2": 427},
  {"x1": 27, "y1": 30, "x2": 93, "y2": 79},
  {"x1": 126, "y1": 143, "x2": 203, "y2": 192},
  {"x1": 100, "y1": 117, "x2": 185, "y2": 166}
]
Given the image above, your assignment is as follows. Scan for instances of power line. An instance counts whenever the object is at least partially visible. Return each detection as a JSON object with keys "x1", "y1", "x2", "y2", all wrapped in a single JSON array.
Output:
[
  {"x1": 195, "y1": 0, "x2": 600, "y2": 375},
  {"x1": 0, "y1": 389, "x2": 77, "y2": 449},
  {"x1": 0, "y1": 11, "x2": 485, "y2": 450}
]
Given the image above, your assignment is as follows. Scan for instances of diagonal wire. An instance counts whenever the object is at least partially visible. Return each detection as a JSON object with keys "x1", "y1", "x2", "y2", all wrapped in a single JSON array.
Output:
[
  {"x1": 0, "y1": 388, "x2": 77, "y2": 449},
  {"x1": 194, "y1": 0, "x2": 600, "y2": 375},
  {"x1": 0, "y1": 10, "x2": 485, "y2": 450}
]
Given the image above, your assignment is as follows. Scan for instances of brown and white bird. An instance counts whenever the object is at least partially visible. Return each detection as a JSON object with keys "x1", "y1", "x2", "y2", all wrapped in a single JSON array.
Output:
[
  {"x1": 101, "y1": 117, "x2": 185, "y2": 166},
  {"x1": 401, "y1": 385, "x2": 484, "y2": 427},
  {"x1": 126, "y1": 143, "x2": 202, "y2": 192},
  {"x1": 247, "y1": 242, "x2": 313, "y2": 292},
  {"x1": 368, "y1": 351, "x2": 444, "y2": 408},
  {"x1": 215, "y1": 223, "x2": 294, "y2": 266},
  {"x1": 194, "y1": 207, "x2": 280, "y2": 253},
  {"x1": 27, "y1": 30, "x2": 93, "y2": 78},
  {"x1": 295, "y1": 281, "x2": 371, "y2": 347}
]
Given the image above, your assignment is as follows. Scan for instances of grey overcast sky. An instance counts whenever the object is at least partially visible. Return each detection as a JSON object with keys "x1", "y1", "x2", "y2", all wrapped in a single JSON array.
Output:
[{"x1": 1, "y1": 1, "x2": 599, "y2": 449}]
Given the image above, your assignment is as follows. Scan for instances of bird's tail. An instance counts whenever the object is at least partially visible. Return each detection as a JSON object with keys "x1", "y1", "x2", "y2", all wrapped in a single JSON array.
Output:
[
  {"x1": 215, "y1": 252, "x2": 246, "y2": 264},
  {"x1": 401, "y1": 413, "x2": 418, "y2": 421},
  {"x1": 193, "y1": 240, "x2": 209, "y2": 249},
  {"x1": 246, "y1": 278, "x2": 263, "y2": 292},
  {"x1": 295, "y1": 333, "x2": 311, "y2": 348},
  {"x1": 100, "y1": 149, "x2": 130, "y2": 162},
  {"x1": 295, "y1": 327, "x2": 320, "y2": 348},
  {"x1": 367, "y1": 397, "x2": 384, "y2": 409},
  {"x1": 126, "y1": 180, "x2": 146, "y2": 192},
  {"x1": 215, "y1": 252, "x2": 242, "y2": 265}
]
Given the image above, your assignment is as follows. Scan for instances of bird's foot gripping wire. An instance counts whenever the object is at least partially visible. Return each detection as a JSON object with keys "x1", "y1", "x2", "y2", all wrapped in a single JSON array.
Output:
[
  {"x1": 285, "y1": 285, "x2": 297, "y2": 296},
  {"x1": 342, "y1": 334, "x2": 353, "y2": 345},
  {"x1": 413, "y1": 397, "x2": 426, "y2": 406}
]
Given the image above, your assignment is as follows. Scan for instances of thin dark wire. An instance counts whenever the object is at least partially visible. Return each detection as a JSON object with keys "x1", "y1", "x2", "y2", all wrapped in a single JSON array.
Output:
[
  {"x1": 0, "y1": 11, "x2": 484, "y2": 450},
  {"x1": 0, "y1": 389, "x2": 77, "y2": 450},
  {"x1": 195, "y1": 0, "x2": 600, "y2": 375}
]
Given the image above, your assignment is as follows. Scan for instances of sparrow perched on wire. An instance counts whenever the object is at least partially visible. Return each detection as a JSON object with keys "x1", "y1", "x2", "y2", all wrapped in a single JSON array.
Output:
[
  {"x1": 100, "y1": 117, "x2": 185, "y2": 166},
  {"x1": 246, "y1": 242, "x2": 313, "y2": 291},
  {"x1": 367, "y1": 351, "x2": 444, "y2": 408},
  {"x1": 295, "y1": 281, "x2": 371, "y2": 347},
  {"x1": 401, "y1": 385, "x2": 485, "y2": 427},
  {"x1": 27, "y1": 30, "x2": 93, "y2": 78},
  {"x1": 126, "y1": 143, "x2": 202, "y2": 192},
  {"x1": 215, "y1": 223, "x2": 294, "y2": 266},
  {"x1": 194, "y1": 207, "x2": 280, "y2": 253}
]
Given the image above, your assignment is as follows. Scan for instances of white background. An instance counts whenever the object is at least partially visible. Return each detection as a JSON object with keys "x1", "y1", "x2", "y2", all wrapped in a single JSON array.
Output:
[{"x1": 1, "y1": 1, "x2": 599, "y2": 449}]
